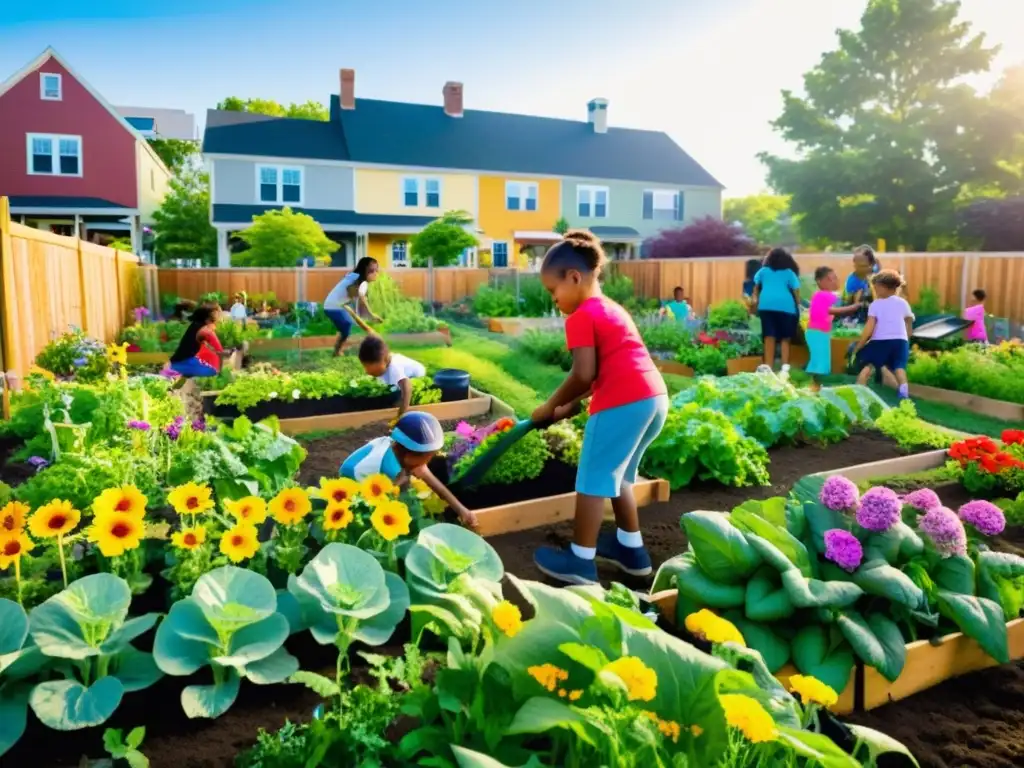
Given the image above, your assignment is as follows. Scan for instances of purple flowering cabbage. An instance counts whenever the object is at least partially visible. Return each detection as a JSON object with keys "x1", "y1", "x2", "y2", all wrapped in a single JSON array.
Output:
[
  {"x1": 902, "y1": 488, "x2": 941, "y2": 513},
  {"x1": 856, "y1": 487, "x2": 902, "y2": 532},
  {"x1": 824, "y1": 529, "x2": 863, "y2": 572},
  {"x1": 958, "y1": 500, "x2": 1006, "y2": 537},
  {"x1": 819, "y1": 476, "x2": 860, "y2": 512},
  {"x1": 919, "y1": 506, "x2": 967, "y2": 558}
]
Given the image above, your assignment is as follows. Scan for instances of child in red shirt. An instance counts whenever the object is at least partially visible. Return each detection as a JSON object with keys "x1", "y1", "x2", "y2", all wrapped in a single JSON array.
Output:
[{"x1": 531, "y1": 231, "x2": 668, "y2": 584}]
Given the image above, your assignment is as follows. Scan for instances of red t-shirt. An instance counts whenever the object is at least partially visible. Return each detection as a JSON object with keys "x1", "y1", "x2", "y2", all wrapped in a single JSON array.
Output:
[{"x1": 565, "y1": 296, "x2": 666, "y2": 414}]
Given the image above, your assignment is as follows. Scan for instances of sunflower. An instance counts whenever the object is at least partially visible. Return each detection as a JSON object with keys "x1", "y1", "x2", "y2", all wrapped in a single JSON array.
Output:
[
  {"x1": 270, "y1": 488, "x2": 311, "y2": 526},
  {"x1": 224, "y1": 496, "x2": 268, "y2": 525},
  {"x1": 92, "y1": 485, "x2": 148, "y2": 518},
  {"x1": 219, "y1": 523, "x2": 260, "y2": 563},
  {"x1": 370, "y1": 500, "x2": 412, "y2": 542},
  {"x1": 0, "y1": 501, "x2": 29, "y2": 533},
  {"x1": 106, "y1": 342, "x2": 129, "y2": 366},
  {"x1": 317, "y1": 478, "x2": 361, "y2": 506},
  {"x1": 28, "y1": 500, "x2": 81, "y2": 539},
  {"x1": 322, "y1": 502, "x2": 354, "y2": 531},
  {"x1": 171, "y1": 525, "x2": 207, "y2": 551},
  {"x1": 361, "y1": 474, "x2": 396, "y2": 502},
  {"x1": 88, "y1": 512, "x2": 145, "y2": 557},
  {"x1": 0, "y1": 531, "x2": 35, "y2": 570},
  {"x1": 167, "y1": 482, "x2": 214, "y2": 517}
]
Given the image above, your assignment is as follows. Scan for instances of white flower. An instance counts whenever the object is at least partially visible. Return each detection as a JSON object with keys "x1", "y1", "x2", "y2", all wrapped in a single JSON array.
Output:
[
  {"x1": 291, "y1": 388, "x2": 301, "y2": 400},
  {"x1": 269, "y1": 391, "x2": 278, "y2": 399}
]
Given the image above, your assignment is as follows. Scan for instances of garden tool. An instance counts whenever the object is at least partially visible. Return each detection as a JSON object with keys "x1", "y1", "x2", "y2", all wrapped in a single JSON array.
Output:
[
  {"x1": 343, "y1": 304, "x2": 378, "y2": 336},
  {"x1": 449, "y1": 417, "x2": 553, "y2": 488}
]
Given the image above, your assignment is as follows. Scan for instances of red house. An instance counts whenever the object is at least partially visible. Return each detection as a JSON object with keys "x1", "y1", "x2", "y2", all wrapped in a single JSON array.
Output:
[{"x1": 0, "y1": 47, "x2": 172, "y2": 252}]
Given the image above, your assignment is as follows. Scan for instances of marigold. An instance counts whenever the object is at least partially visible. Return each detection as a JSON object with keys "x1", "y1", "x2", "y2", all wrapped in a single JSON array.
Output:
[
  {"x1": 0, "y1": 501, "x2": 29, "y2": 533},
  {"x1": 492, "y1": 600, "x2": 524, "y2": 638},
  {"x1": 317, "y1": 477, "x2": 361, "y2": 506},
  {"x1": 224, "y1": 496, "x2": 268, "y2": 525},
  {"x1": 361, "y1": 474, "x2": 396, "y2": 502},
  {"x1": 370, "y1": 499, "x2": 411, "y2": 542},
  {"x1": 28, "y1": 500, "x2": 80, "y2": 538},
  {"x1": 270, "y1": 488, "x2": 311, "y2": 526},
  {"x1": 171, "y1": 525, "x2": 207, "y2": 550},
  {"x1": 0, "y1": 531, "x2": 35, "y2": 570},
  {"x1": 720, "y1": 694, "x2": 777, "y2": 744},
  {"x1": 684, "y1": 609, "x2": 746, "y2": 647},
  {"x1": 642, "y1": 711, "x2": 681, "y2": 742},
  {"x1": 88, "y1": 512, "x2": 145, "y2": 557},
  {"x1": 568, "y1": 689, "x2": 582, "y2": 702},
  {"x1": 219, "y1": 522, "x2": 260, "y2": 563},
  {"x1": 528, "y1": 664, "x2": 569, "y2": 692},
  {"x1": 167, "y1": 482, "x2": 214, "y2": 516},
  {"x1": 323, "y1": 502, "x2": 354, "y2": 531},
  {"x1": 603, "y1": 656, "x2": 657, "y2": 702},
  {"x1": 788, "y1": 675, "x2": 839, "y2": 709},
  {"x1": 92, "y1": 485, "x2": 147, "y2": 518}
]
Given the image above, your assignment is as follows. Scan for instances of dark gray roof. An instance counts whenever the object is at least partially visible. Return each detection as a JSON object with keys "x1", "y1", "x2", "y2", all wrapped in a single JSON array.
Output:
[
  {"x1": 212, "y1": 204, "x2": 435, "y2": 228},
  {"x1": 9, "y1": 196, "x2": 130, "y2": 208},
  {"x1": 202, "y1": 109, "x2": 349, "y2": 161},
  {"x1": 590, "y1": 226, "x2": 641, "y2": 237}
]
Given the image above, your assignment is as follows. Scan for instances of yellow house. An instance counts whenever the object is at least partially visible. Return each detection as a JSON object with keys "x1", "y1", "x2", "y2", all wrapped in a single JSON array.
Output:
[{"x1": 477, "y1": 176, "x2": 561, "y2": 267}]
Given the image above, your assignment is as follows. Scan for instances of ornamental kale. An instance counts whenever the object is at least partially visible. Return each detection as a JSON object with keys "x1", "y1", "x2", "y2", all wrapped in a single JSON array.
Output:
[
  {"x1": 918, "y1": 506, "x2": 967, "y2": 557},
  {"x1": 819, "y1": 476, "x2": 859, "y2": 512},
  {"x1": 855, "y1": 487, "x2": 901, "y2": 532},
  {"x1": 958, "y1": 500, "x2": 1006, "y2": 537}
]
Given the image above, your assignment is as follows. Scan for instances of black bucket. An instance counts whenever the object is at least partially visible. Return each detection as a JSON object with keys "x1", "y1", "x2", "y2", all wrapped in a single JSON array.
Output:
[{"x1": 433, "y1": 368, "x2": 470, "y2": 402}]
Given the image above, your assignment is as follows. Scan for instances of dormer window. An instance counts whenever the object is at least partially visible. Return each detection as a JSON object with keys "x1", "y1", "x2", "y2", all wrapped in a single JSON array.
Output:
[{"x1": 40, "y1": 73, "x2": 62, "y2": 101}]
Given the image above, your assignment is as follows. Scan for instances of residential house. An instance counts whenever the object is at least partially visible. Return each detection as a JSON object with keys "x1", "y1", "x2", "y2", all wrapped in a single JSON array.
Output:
[
  {"x1": 0, "y1": 48, "x2": 173, "y2": 252},
  {"x1": 202, "y1": 69, "x2": 722, "y2": 268},
  {"x1": 115, "y1": 106, "x2": 197, "y2": 141}
]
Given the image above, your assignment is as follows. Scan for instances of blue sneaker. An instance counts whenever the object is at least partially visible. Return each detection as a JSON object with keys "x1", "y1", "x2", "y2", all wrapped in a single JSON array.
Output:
[
  {"x1": 596, "y1": 531, "x2": 653, "y2": 576},
  {"x1": 534, "y1": 547, "x2": 598, "y2": 585}
]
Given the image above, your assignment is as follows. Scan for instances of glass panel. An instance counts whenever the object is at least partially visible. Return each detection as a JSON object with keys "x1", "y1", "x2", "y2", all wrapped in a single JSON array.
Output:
[
  {"x1": 506, "y1": 183, "x2": 520, "y2": 210},
  {"x1": 43, "y1": 75, "x2": 59, "y2": 97},
  {"x1": 32, "y1": 137, "x2": 52, "y2": 155},
  {"x1": 404, "y1": 192, "x2": 418, "y2": 206},
  {"x1": 493, "y1": 243, "x2": 508, "y2": 267},
  {"x1": 426, "y1": 192, "x2": 440, "y2": 207},
  {"x1": 403, "y1": 178, "x2": 418, "y2": 192},
  {"x1": 578, "y1": 202, "x2": 590, "y2": 217},
  {"x1": 282, "y1": 169, "x2": 301, "y2": 185},
  {"x1": 507, "y1": 196, "x2": 520, "y2": 211},
  {"x1": 595, "y1": 189, "x2": 607, "y2": 217},
  {"x1": 595, "y1": 202, "x2": 606, "y2": 218},
  {"x1": 59, "y1": 138, "x2": 78, "y2": 156},
  {"x1": 642, "y1": 191, "x2": 654, "y2": 220},
  {"x1": 32, "y1": 154, "x2": 53, "y2": 174},
  {"x1": 282, "y1": 184, "x2": 300, "y2": 203},
  {"x1": 260, "y1": 167, "x2": 277, "y2": 184},
  {"x1": 260, "y1": 184, "x2": 277, "y2": 202},
  {"x1": 59, "y1": 154, "x2": 79, "y2": 175},
  {"x1": 425, "y1": 179, "x2": 440, "y2": 193}
]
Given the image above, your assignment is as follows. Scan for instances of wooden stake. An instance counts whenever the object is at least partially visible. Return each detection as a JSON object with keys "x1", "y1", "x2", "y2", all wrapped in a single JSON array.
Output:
[{"x1": 0, "y1": 197, "x2": 20, "y2": 420}]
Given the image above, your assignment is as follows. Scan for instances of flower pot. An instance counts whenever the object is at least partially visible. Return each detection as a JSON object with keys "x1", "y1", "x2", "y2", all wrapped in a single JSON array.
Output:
[{"x1": 433, "y1": 369, "x2": 471, "y2": 402}]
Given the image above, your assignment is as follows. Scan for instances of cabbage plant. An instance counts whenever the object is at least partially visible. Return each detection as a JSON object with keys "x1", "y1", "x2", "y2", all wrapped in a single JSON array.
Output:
[
  {"x1": 0, "y1": 598, "x2": 46, "y2": 756},
  {"x1": 27, "y1": 573, "x2": 162, "y2": 730},
  {"x1": 153, "y1": 566, "x2": 298, "y2": 718}
]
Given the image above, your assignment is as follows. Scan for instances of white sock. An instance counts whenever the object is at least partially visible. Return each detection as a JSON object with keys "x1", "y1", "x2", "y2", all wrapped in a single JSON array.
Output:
[
  {"x1": 617, "y1": 528, "x2": 644, "y2": 548},
  {"x1": 570, "y1": 543, "x2": 596, "y2": 560},
  {"x1": 781, "y1": 364, "x2": 791, "y2": 371}
]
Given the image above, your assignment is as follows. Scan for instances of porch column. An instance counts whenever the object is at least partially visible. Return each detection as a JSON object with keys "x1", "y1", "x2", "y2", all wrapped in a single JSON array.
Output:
[
  {"x1": 217, "y1": 228, "x2": 231, "y2": 267},
  {"x1": 129, "y1": 215, "x2": 141, "y2": 255}
]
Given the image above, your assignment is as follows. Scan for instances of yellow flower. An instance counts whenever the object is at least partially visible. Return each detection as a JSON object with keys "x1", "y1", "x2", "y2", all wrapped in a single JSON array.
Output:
[
  {"x1": 107, "y1": 342, "x2": 129, "y2": 366},
  {"x1": 370, "y1": 499, "x2": 411, "y2": 542},
  {"x1": 171, "y1": 525, "x2": 207, "y2": 551},
  {"x1": 788, "y1": 675, "x2": 839, "y2": 709},
  {"x1": 0, "y1": 501, "x2": 29, "y2": 534},
  {"x1": 492, "y1": 600, "x2": 523, "y2": 638},
  {"x1": 603, "y1": 656, "x2": 657, "y2": 702},
  {"x1": 684, "y1": 609, "x2": 746, "y2": 647},
  {"x1": 316, "y1": 478, "x2": 360, "y2": 506},
  {"x1": 528, "y1": 664, "x2": 569, "y2": 692},
  {"x1": 409, "y1": 477, "x2": 431, "y2": 499},
  {"x1": 88, "y1": 512, "x2": 145, "y2": 557},
  {"x1": 28, "y1": 500, "x2": 80, "y2": 538},
  {"x1": 568, "y1": 689, "x2": 583, "y2": 702},
  {"x1": 28, "y1": 365, "x2": 55, "y2": 381},
  {"x1": 224, "y1": 496, "x2": 268, "y2": 525},
  {"x1": 361, "y1": 474, "x2": 396, "y2": 502},
  {"x1": 0, "y1": 531, "x2": 35, "y2": 570},
  {"x1": 219, "y1": 523, "x2": 260, "y2": 563},
  {"x1": 720, "y1": 694, "x2": 777, "y2": 744},
  {"x1": 690, "y1": 724, "x2": 704, "y2": 737},
  {"x1": 323, "y1": 502, "x2": 354, "y2": 531},
  {"x1": 270, "y1": 488, "x2": 311, "y2": 526},
  {"x1": 92, "y1": 485, "x2": 147, "y2": 518},
  {"x1": 167, "y1": 482, "x2": 214, "y2": 516}
]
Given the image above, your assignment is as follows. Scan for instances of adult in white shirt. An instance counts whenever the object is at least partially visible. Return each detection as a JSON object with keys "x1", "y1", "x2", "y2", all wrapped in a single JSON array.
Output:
[
  {"x1": 358, "y1": 335, "x2": 427, "y2": 417},
  {"x1": 228, "y1": 292, "x2": 248, "y2": 323},
  {"x1": 323, "y1": 257, "x2": 382, "y2": 356}
]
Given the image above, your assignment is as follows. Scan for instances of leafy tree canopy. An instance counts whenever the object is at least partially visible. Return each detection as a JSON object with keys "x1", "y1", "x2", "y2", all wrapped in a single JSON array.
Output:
[
  {"x1": 234, "y1": 208, "x2": 338, "y2": 267},
  {"x1": 216, "y1": 96, "x2": 329, "y2": 121},
  {"x1": 147, "y1": 138, "x2": 199, "y2": 173},
  {"x1": 760, "y1": 0, "x2": 1020, "y2": 250},
  {"x1": 152, "y1": 168, "x2": 217, "y2": 266},
  {"x1": 645, "y1": 217, "x2": 758, "y2": 259},
  {"x1": 552, "y1": 216, "x2": 570, "y2": 235},
  {"x1": 409, "y1": 210, "x2": 478, "y2": 267},
  {"x1": 723, "y1": 194, "x2": 799, "y2": 247}
]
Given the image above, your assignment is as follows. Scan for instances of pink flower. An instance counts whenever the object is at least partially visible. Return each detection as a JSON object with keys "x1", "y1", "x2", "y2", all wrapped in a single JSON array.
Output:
[{"x1": 455, "y1": 421, "x2": 476, "y2": 438}]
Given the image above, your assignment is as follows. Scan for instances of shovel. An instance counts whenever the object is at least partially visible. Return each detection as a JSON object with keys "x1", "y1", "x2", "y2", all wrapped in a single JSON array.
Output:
[{"x1": 449, "y1": 417, "x2": 553, "y2": 488}]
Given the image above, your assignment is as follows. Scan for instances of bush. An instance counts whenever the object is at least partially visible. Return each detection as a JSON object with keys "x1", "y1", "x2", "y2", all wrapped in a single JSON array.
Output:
[
  {"x1": 601, "y1": 268, "x2": 634, "y2": 305},
  {"x1": 645, "y1": 217, "x2": 759, "y2": 259},
  {"x1": 707, "y1": 300, "x2": 750, "y2": 330},
  {"x1": 34, "y1": 330, "x2": 109, "y2": 383},
  {"x1": 472, "y1": 285, "x2": 519, "y2": 317},
  {"x1": 908, "y1": 345, "x2": 1024, "y2": 404}
]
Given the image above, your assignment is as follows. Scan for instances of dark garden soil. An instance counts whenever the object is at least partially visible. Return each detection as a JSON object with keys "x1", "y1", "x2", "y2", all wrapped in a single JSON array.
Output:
[{"x1": 0, "y1": 436, "x2": 33, "y2": 488}]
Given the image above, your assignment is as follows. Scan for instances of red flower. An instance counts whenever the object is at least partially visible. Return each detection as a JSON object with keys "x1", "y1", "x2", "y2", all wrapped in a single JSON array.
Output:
[
  {"x1": 697, "y1": 332, "x2": 721, "y2": 347},
  {"x1": 1001, "y1": 430, "x2": 1024, "y2": 446},
  {"x1": 127, "y1": 344, "x2": 141, "y2": 352}
]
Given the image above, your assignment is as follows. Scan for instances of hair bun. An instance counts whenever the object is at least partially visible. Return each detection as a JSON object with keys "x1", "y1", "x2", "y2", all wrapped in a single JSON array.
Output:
[{"x1": 563, "y1": 229, "x2": 598, "y2": 245}]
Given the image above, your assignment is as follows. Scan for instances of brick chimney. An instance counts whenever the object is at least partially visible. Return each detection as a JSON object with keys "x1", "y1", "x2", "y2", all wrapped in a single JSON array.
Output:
[
  {"x1": 587, "y1": 98, "x2": 608, "y2": 133},
  {"x1": 340, "y1": 68, "x2": 355, "y2": 110},
  {"x1": 443, "y1": 81, "x2": 464, "y2": 118}
]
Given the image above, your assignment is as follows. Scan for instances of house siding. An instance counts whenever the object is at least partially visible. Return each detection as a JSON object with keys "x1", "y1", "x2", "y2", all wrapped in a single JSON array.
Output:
[
  {"x1": 136, "y1": 140, "x2": 171, "y2": 223},
  {"x1": 0, "y1": 55, "x2": 136, "y2": 208},
  {"x1": 210, "y1": 157, "x2": 354, "y2": 212},
  {"x1": 560, "y1": 178, "x2": 722, "y2": 240},
  {"x1": 354, "y1": 169, "x2": 475, "y2": 218},
  {"x1": 478, "y1": 175, "x2": 561, "y2": 246}
]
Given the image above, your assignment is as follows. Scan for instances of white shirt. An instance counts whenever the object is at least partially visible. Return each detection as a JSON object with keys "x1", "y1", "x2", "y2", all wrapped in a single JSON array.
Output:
[
  {"x1": 324, "y1": 272, "x2": 368, "y2": 310},
  {"x1": 229, "y1": 303, "x2": 247, "y2": 321},
  {"x1": 377, "y1": 353, "x2": 426, "y2": 386}
]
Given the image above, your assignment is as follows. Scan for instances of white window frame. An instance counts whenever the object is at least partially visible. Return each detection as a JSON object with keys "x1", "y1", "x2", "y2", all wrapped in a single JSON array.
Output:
[
  {"x1": 505, "y1": 180, "x2": 539, "y2": 212},
  {"x1": 401, "y1": 176, "x2": 442, "y2": 208},
  {"x1": 492, "y1": 240, "x2": 509, "y2": 267},
  {"x1": 424, "y1": 177, "x2": 442, "y2": 208},
  {"x1": 576, "y1": 185, "x2": 610, "y2": 218},
  {"x1": 644, "y1": 188, "x2": 682, "y2": 221},
  {"x1": 391, "y1": 240, "x2": 409, "y2": 268},
  {"x1": 26, "y1": 133, "x2": 82, "y2": 177},
  {"x1": 402, "y1": 176, "x2": 420, "y2": 207},
  {"x1": 39, "y1": 72, "x2": 62, "y2": 101},
  {"x1": 255, "y1": 164, "x2": 304, "y2": 206}
]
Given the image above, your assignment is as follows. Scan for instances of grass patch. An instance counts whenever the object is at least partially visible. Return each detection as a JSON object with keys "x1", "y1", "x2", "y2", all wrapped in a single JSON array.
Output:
[{"x1": 855, "y1": 465, "x2": 957, "y2": 492}]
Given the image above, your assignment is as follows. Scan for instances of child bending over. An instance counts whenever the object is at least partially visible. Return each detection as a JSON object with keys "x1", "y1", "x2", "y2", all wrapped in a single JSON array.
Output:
[
  {"x1": 531, "y1": 230, "x2": 668, "y2": 585},
  {"x1": 805, "y1": 267, "x2": 863, "y2": 390},
  {"x1": 851, "y1": 270, "x2": 914, "y2": 400},
  {"x1": 168, "y1": 305, "x2": 226, "y2": 388},
  {"x1": 963, "y1": 289, "x2": 988, "y2": 344},
  {"x1": 358, "y1": 336, "x2": 427, "y2": 418},
  {"x1": 324, "y1": 257, "x2": 382, "y2": 356}
]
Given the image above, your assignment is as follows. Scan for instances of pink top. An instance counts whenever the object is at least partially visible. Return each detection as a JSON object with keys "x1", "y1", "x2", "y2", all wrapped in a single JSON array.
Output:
[
  {"x1": 963, "y1": 304, "x2": 988, "y2": 342},
  {"x1": 808, "y1": 291, "x2": 839, "y2": 332},
  {"x1": 565, "y1": 296, "x2": 666, "y2": 414}
]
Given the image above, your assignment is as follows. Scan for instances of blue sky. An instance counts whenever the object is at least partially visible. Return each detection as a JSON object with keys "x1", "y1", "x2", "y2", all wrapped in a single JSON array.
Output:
[{"x1": 1, "y1": 0, "x2": 1020, "y2": 196}]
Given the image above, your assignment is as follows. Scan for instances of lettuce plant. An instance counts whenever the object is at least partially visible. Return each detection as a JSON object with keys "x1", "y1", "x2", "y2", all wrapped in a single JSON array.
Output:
[
  {"x1": 153, "y1": 566, "x2": 298, "y2": 718},
  {"x1": 0, "y1": 598, "x2": 47, "y2": 756},
  {"x1": 27, "y1": 573, "x2": 162, "y2": 730}
]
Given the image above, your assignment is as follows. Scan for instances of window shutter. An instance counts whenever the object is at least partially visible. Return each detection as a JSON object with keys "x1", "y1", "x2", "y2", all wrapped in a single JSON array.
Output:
[
  {"x1": 674, "y1": 191, "x2": 684, "y2": 221},
  {"x1": 642, "y1": 191, "x2": 653, "y2": 220}
]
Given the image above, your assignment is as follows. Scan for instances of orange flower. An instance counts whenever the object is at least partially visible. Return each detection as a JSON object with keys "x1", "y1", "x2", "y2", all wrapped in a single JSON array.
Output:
[
  {"x1": 0, "y1": 501, "x2": 29, "y2": 534},
  {"x1": 0, "y1": 531, "x2": 34, "y2": 570},
  {"x1": 323, "y1": 502, "x2": 354, "y2": 531},
  {"x1": 28, "y1": 500, "x2": 80, "y2": 539},
  {"x1": 270, "y1": 488, "x2": 311, "y2": 526}
]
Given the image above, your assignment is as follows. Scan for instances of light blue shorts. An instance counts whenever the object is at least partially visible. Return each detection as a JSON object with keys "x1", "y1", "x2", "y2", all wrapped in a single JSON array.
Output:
[
  {"x1": 577, "y1": 395, "x2": 669, "y2": 498},
  {"x1": 805, "y1": 329, "x2": 832, "y2": 375}
]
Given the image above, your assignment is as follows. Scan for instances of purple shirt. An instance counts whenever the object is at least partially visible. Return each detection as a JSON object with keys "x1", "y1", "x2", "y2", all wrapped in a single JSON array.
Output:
[
  {"x1": 809, "y1": 291, "x2": 839, "y2": 332},
  {"x1": 868, "y1": 296, "x2": 914, "y2": 341}
]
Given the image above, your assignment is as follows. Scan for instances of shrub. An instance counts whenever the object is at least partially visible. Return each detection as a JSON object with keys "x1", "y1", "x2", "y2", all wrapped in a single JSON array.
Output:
[
  {"x1": 707, "y1": 300, "x2": 750, "y2": 330},
  {"x1": 472, "y1": 285, "x2": 519, "y2": 317},
  {"x1": 644, "y1": 217, "x2": 759, "y2": 260},
  {"x1": 517, "y1": 331, "x2": 571, "y2": 370}
]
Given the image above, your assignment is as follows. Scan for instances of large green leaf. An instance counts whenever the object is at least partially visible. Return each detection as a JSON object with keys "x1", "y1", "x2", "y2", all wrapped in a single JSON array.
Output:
[
  {"x1": 451, "y1": 745, "x2": 544, "y2": 768},
  {"x1": 192, "y1": 567, "x2": 278, "y2": 633},
  {"x1": 505, "y1": 696, "x2": 589, "y2": 736},
  {"x1": 852, "y1": 559, "x2": 925, "y2": 610},
  {"x1": 153, "y1": 599, "x2": 219, "y2": 676},
  {"x1": 777, "y1": 726, "x2": 860, "y2": 768},
  {"x1": 29, "y1": 573, "x2": 133, "y2": 660},
  {"x1": 666, "y1": 552, "x2": 746, "y2": 609},
  {"x1": 29, "y1": 677, "x2": 124, "y2": 730},
  {"x1": 292, "y1": 543, "x2": 389, "y2": 619},
  {"x1": 0, "y1": 599, "x2": 28, "y2": 656},
  {"x1": 731, "y1": 506, "x2": 812, "y2": 576},
  {"x1": 727, "y1": 613, "x2": 791, "y2": 673},
  {"x1": 181, "y1": 670, "x2": 242, "y2": 718},
  {"x1": 213, "y1": 613, "x2": 290, "y2": 667},
  {"x1": 406, "y1": 523, "x2": 503, "y2": 590},
  {"x1": 837, "y1": 611, "x2": 907, "y2": 682},
  {"x1": 933, "y1": 554, "x2": 976, "y2": 594},
  {"x1": 847, "y1": 724, "x2": 921, "y2": 767},
  {"x1": 354, "y1": 571, "x2": 410, "y2": 646},
  {"x1": 100, "y1": 614, "x2": 160, "y2": 655},
  {"x1": 242, "y1": 647, "x2": 299, "y2": 684},
  {"x1": 0, "y1": 687, "x2": 30, "y2": 757},
  {"x1": 682, "y1": 511, "x2": 761, "y2": 584},
  {"x1": 111, "y1": 647, "x2": 163, "y2": 692},
  {"x1": 790, "y1": 625, "x2": 855, "y2": 694},
  {"x1": 744, "y1": 568, "x2": 795, "y2": 622},
  {"x1": 863, "y1": 522, "x2": 923, "y2": 564},
  {"x1": 937, "y1": 591, "x2": 1009, "y2": 663},
  {"x1": 977, "y1": 551, "x2": 1024, "y2": 620},
  {"x1": 781, "y1": 569, "x2": 863, "y2": 609}
]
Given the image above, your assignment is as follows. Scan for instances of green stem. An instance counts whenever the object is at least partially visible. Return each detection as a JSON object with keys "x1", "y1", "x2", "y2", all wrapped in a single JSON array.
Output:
[
  {"x1": 14, "y1": 559, "x2": 22, "y2": 606},
  {"x1": 57, "y1": 534, "x2": 68, "y2": 588}
]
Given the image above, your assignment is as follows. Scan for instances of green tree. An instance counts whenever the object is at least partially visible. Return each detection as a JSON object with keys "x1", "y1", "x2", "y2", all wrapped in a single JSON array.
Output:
[
  {"x1": 216, "y1": 96, "x2": 329, "y2": 121},
  {"x1": 723, "y1": 194, "x2": 798, "y2": 247},
  {"x1": 152, "y1": 168, "x2": 218, "y2": 266},
  {"x1": 234, "y1": 207, "x2": 338, "y2": 267},
  {"x1": 147, "y1": 138, "x2": 199, "y2": 173},
  {"x1": 409, "y1": 210, "x2": 478, "y2": 267},
  {"x1": 552, "y1": 216, "x2": 570, "y2": 235},
  {"x1": 760, "y1": 0, "x2": 1017, "y2": 250}
]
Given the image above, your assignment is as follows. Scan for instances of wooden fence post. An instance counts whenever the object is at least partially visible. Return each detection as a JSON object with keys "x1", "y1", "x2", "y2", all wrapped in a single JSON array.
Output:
[
  {"x1": 0, "y1": 196, "x2": 19, "y2": 420},
  {"x1": 76, "y1": 234, "x2": 90, "y2": 334},
  {"x1": 113, "y1": 249, "x2": 124, "y2": 333}
]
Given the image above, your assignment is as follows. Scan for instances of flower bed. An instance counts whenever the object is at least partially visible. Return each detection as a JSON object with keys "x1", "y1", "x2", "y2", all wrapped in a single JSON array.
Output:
[
  {"x1": 907, "y1": 341, "x2": 1024, "y2": 409},
  {"x1": 248, "y1": 328, "x2": 451, "y2": 353}
]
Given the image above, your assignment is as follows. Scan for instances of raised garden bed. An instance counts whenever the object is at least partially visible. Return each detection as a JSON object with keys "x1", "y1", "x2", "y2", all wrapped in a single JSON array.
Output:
[
  {"x1": 486, "y1": 316, "x2": 564, "y2": 336},
  {"x1": 653, "y1": 358, "x2": 694, "y2": 377},
  {"x1": 883, "y1": 381, "x2": 1024, "y2": 422},
  {"x1": 248, "y1": 329, "x2": 452, "y2": 353}
]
